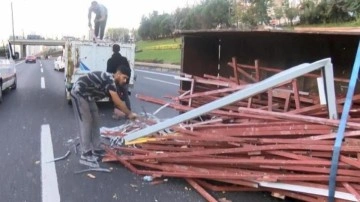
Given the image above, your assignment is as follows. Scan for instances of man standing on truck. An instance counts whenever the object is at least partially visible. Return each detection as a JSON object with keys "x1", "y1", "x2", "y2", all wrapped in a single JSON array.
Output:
[
  {"x1": 71, "y1": 66, "x2": 137, "y2": 165},
  {"x1": 88, "y1": 1, "x2": 108, "y2": 40},
  {"x1": 107, "y1": 44, "x2": 132, "y2": 119}
]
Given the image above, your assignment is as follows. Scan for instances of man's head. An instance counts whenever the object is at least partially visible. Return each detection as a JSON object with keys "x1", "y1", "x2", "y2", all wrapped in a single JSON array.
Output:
[
  {"x1": 114, "y1": 65, "x2": 131, "y2": 85},
  {"x1": 90, "y1": 1, "x2": 98, "y2": 9},
  {"x1": 112, "y1": 44, "x2": 120, "y2": 53}
]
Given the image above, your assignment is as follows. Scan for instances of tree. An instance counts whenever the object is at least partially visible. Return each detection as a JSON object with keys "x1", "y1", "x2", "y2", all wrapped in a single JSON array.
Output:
[
  {"x1": 274, "y1": 7, "x2": 284, "y2": 24},
  {"x1": 239, "y1": 0, "x2": 271, "y2": 26},
  {"x1": 138, "y1": 16, "x2": 151, "y2": 40},
  {"x1": 160, "y1": 14, "x2": 173, "y2": 37},
  {"x1": 106, "y1": 28, "x2": 130, "y2": 42},
  {"x1": 200, "y1": 0, "x2": 232, "y2": 28},
  {"x1": 299, "y1": 0, "x2": 317, "y2": 24},
  {"x1": 252, "y1": 0, "x2": 272, "y2": 25},
  {"x1": 241, "y1": 6, "x2": 258, "y2": 27},
  {"x1": 345, "y1": 0, "x2": 360, "y2": 18},
  {"x1": 284, "y1": 7, "x2": 298, "y2": 26}
]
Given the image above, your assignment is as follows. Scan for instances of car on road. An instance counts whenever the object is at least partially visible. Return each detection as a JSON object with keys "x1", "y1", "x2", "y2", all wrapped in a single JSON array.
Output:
[
  {"x1": 0, "y1": 43, "x2": 17, "y2": 103},
  {"x1": 54, "y1": 56, "x2": 65, "y2": 71},
  {"x1": 25, "y1": 55, "x2": 36, "y2": 63}
]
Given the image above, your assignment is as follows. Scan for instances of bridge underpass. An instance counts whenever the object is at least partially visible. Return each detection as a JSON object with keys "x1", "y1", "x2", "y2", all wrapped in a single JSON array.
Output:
[{"x1": 11, "y1": 39, "x2": 66, "y2": 58}]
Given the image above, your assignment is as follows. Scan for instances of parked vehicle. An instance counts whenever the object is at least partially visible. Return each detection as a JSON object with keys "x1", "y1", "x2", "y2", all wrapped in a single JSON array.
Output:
[
  {"x1": 64, "y1": 41, "x2": 136, "y2": 104},
  {"x1": 25, "y1": 55, "x2": 36, "y2": 63},
  {"x1": 0, "y1": 42, "x2": 17, "y2": 103},
  {"x1": 54, "y1": 56, "x2": 65, "y2": 71}
]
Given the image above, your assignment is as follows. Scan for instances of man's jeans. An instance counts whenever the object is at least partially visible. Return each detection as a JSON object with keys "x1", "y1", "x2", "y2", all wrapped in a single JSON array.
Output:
[
  {"x1": 94, "y1": 15, "x2": 107, "y2": 40},
  {"x1": 70, "y1": 90, "x2": 101, "y2": 154}
]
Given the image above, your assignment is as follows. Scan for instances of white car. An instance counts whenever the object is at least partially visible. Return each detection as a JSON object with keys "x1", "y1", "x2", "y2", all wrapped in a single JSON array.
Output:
[
  {"x1": 54, "y1": 56, "x2": 65, "y2": 71},
  {"x1": 0, "y1": 57, "x2": 17, "y2": 103}
]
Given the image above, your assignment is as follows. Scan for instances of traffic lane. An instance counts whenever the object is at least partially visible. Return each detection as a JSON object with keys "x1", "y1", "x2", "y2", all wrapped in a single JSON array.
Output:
[{"x1": 0, "y1": 60, "x2": 44, "y2": 202}]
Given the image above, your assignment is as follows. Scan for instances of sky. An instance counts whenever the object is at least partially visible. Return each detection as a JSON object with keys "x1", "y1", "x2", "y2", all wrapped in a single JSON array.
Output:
[{"x1": 0, "y1": 0, "x2": 198, "y2": 41}]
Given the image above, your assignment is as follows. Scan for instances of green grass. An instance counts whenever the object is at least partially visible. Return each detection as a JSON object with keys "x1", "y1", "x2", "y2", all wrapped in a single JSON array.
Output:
[
  {"x1": 135, "y1": 38, "x2": 181, "y2": 65},
  {"x1": 296, "y1": 19, "x2": 360, "y2": 27}
]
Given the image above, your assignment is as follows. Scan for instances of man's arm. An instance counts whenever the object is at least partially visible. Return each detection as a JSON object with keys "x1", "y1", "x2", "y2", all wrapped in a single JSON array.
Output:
[
  {"x1": 88, "y1": 8, "x2": 92, "y2": 26},
  {"x1": 109, "y1": 90, "x2": 136, "y2": 119}
]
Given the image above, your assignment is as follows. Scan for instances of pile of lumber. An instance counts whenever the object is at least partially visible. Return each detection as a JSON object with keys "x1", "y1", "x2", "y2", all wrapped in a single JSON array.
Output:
[{"x1": 102, "y1": 58, "x2": 360, "y2": 201}]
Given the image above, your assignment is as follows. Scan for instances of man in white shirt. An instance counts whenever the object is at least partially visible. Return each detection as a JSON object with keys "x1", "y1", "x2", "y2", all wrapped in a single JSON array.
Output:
[{"x1": 88, "y1": 1, "x2": 108, "y2": 40}]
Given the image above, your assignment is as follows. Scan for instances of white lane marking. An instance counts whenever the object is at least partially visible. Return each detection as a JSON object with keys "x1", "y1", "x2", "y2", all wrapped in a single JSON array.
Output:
[
  {"x1": 41, "y1": 68, "x2": 43, "y2": 73},
  {"x1": 135, "y1": 69, "x2": 178, "y2": 77},
  {"x1": 15, "y1": 61, "x2": 24, "y2": 66},
  {"x1": 41, "y1": 124, "x2": 60, "y2": 202},
  {"x1": 143, "y1": 76, "x2": 179, "y2": 86},
  {"x1": 40, "y1": 63, "x2": 42, "y2": 67},
  {"x1": 41, "y1": 77, "x2": 46, "y2": 89}
]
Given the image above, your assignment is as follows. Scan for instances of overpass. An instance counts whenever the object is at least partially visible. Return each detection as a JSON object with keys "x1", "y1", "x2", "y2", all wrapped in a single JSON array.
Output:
[{"x1": 11, "y1": 39, "x2": 66, "y2": 58}]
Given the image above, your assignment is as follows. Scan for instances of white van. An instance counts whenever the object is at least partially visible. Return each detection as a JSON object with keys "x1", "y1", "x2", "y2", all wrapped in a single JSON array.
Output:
[
  {"x1": 54, "y1": 55, "x2": 65, "y2": 71},
  {"x1": 0, "y1": 42, "x2": 17, "y2": 103},
  {"x1": 63, "y1": 41, "x2": 136, "y2": 104}
]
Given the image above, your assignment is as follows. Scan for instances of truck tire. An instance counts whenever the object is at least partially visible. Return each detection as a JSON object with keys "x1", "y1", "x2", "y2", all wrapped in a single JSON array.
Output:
[
  {"x1": 0, "y1": 85, "x2": 3, "y2": 103},
  {"x1": 65, "y1": 89, "x2": 72, "y2": 105},
  {"x1": 11, "y1": 76, "x2": 17, "y2": 90}
]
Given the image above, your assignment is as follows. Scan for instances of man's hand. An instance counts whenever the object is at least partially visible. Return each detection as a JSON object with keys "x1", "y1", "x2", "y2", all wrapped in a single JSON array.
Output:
[{"x1": 127, "y1": 112, "x2": 137, "y2": 120}]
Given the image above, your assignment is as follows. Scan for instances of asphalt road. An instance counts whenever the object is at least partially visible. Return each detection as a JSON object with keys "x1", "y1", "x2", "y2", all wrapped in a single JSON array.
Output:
[{"x1": 0, "y1": 60, "x2": 292, "y2": 202}]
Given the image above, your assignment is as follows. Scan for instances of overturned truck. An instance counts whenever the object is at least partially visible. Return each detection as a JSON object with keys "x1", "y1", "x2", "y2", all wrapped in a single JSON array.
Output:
[{"x1": 108, "y1": 30, "x2": 360, "y2": 201}]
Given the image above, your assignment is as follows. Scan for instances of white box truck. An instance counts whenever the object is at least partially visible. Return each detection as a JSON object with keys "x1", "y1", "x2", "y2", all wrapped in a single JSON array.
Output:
[{"x1": 64, "y1": 41, "x2": 136, "y2": 104}]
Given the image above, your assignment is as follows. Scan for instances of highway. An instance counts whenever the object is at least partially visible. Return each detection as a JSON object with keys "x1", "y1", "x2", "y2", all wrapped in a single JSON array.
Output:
[{"x1": 0, "y1": 59, "x2": 288, "y2": 202}]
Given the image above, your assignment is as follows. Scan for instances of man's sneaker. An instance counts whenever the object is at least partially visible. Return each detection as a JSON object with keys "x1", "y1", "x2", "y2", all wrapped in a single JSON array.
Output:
[
  {"x1": 80, "y1": 151, "x2": 99, "y2": 162},
  {"x1": 79, "y1": 151, "x2": 99, "y2": 167},
  {"x1": 93, "y1": 149, "x2": 107, "y2": 157}
]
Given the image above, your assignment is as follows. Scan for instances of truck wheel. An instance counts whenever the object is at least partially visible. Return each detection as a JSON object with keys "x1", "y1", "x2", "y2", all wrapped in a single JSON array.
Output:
[
  {"x1": 0, "y1": 86, "x2": 3, "y2": 103},
  {"x1": 65, "y1": 89, "x2": 72, "y2": 105},
  {"x1": 11, "y1": 76, "x2": 17, "y2": 90}
]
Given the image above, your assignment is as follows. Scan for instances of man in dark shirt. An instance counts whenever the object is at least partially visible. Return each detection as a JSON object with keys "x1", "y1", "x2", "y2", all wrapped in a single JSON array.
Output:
[
  {"x1": 107, "y1": 44, "x2": 132, "y2": 119},
  {"x1": 71, "y1": 65, "x2": 136, "y2": 165}
]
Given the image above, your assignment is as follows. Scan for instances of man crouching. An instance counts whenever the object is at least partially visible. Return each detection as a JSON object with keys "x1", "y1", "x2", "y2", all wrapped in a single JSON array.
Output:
[{"x1": 70, "y1": 65, "x2": 137, "y2": 165}]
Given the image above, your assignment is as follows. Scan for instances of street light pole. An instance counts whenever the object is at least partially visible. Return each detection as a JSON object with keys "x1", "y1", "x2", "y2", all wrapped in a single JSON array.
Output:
[{"x1": 11, "y1": 2, "x2": 15, "y2": 56}]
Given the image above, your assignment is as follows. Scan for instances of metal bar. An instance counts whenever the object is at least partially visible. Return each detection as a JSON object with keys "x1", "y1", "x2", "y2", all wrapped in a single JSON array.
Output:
[
  {"x1": 342, "y1": 182, "x2": 360, "y2": 201},
  {"x1": 235, "y1": 64, "x2": 257, "y2": 83},
  {"x1": 188, "y1": 79, "x2": 195, "y2": 107},
  {"x1": 262, "y1": 165, "x2": 360, "y2": 177},
  {"x1": 186, "y1": 179, "x2": 218, "y2": 202},
  {"x1": 292, "y1": 79, "x2": 301, "y2": 110},
  {"x1": 125, "y1": 59, "x2": 335, "y2": 142},
  {"x1": 268, "y1": 89, "x2": 273, "y2": 111},
  {"x1": 258, "y1": 181, "x2": 357, "y2": 201},
  {"x1": 232, "y1": 62, "x2": 350, "y2": 83},
  {"x1": 232, "y1": 57, "x2": 240, "y2": 85},
  {"x1": 119, "y1": 144, "x2": 360, "y2": 161},
  {"x1": 195, "y1": 179, "x2": 260, "y2": 192},
  {"x1": 46, "y1": 150, "x2": 71, "y2": 163},
  {"x1": 238, "y1": 107, "x2": 360, "y2": 129},
  {"x1": 254, "y1": 59, "x2": 260, "y2": 81},
  {"x1": 329, "y1": 41, "x2": 360, "y2": 202},
  {"x1": 323, "y1": 62, "x2": 338, "y2": 119}
]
